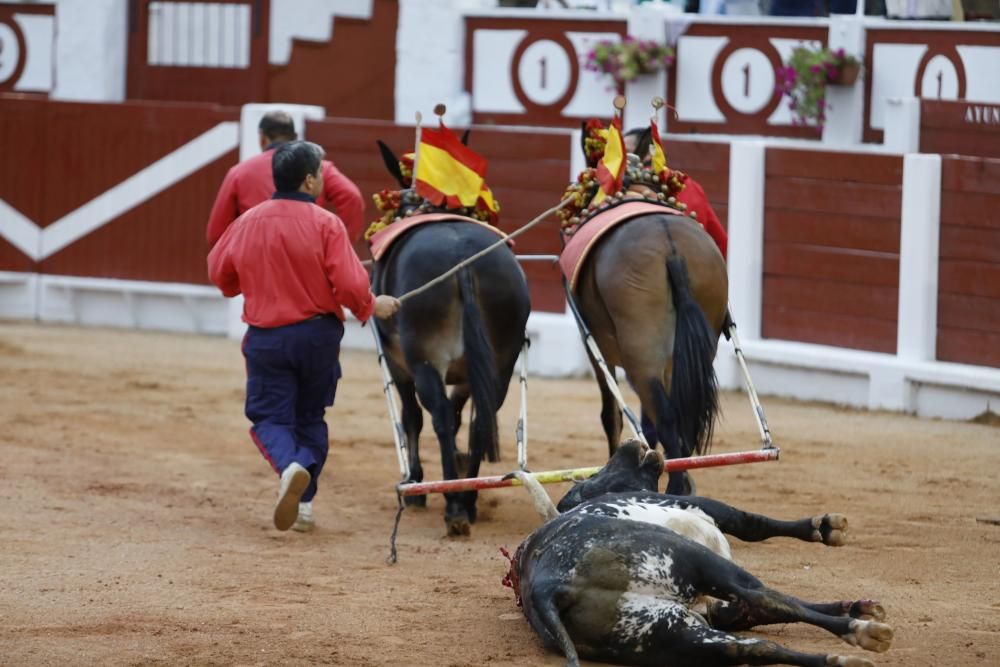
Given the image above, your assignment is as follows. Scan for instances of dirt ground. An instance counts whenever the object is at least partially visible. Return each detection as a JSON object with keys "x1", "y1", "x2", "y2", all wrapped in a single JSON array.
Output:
[{"x1": 0, "y1": 321, "x2": 997, "y2": 667}]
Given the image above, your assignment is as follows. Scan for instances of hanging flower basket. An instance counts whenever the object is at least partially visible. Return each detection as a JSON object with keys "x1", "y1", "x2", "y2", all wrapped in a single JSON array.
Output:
[
  {"x1": 775, "y1": 46, "x2": 863, "y2": 129},
  {"x1": 827, "y1": 60, "x2": 860, "y2": 86},
  {"x1": 584, "y1": 35, "x2": 675, "y2": 89}
]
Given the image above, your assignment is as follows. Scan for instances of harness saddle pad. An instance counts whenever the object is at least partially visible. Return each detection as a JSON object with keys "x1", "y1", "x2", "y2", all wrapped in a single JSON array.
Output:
[
  {"x1": 560, "y1": 200, "x2": 685, "y2": 290},
  {"x1": 368, "y1": 213, "x2": 509, "y2": 261}
]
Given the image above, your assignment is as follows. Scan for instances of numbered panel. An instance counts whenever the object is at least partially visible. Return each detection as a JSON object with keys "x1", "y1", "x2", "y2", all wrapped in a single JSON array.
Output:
[
  {"x1": 669, "y1": 23, "x2": 827, "y2": 137},
  {"x1": 0, "y1": 4, "x2": 54, "y2": 94},
  {"x1": 864, "y1": 29, "x2": 1000, "y2": 143},
  {"x1": 466, "y1": 16, "x2": 626, "y2": 127}
]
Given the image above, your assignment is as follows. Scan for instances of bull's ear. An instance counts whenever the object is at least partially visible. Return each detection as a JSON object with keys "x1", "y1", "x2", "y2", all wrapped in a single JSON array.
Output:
[
  {"x1": 460, "y1": 128, "x2": 471, "y2": 146},
  {"x1": 376, "y1": 140, "x2": 407, "y2": 188}
]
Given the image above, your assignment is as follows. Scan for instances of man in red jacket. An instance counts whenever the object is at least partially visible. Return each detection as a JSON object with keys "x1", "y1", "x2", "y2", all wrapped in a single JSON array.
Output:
[
  {"x1": 206, "y1": 110, "x2": 365, "y2": 248},
  {"x1": 623, "y1": 128, "x2": 728, "y2": 258},
  {"x1": 209, "y1": 141, "x2": 400, "y2": 533}
]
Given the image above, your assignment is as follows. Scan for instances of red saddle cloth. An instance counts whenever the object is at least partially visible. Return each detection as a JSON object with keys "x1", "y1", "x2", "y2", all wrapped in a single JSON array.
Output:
[
  {"x1": 560, "y1": 200, "x2": 685, "y2": 289},
  {"x1": 367, "y1": 213, "x2": 509, "y2": 261}
]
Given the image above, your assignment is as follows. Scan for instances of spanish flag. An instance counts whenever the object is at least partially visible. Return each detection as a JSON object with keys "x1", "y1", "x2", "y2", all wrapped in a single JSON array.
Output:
[
  {"x1": 415, "y1": 123, "x2": 499, "y2": 216},
  {"x1": 649, "y1": 118, "x2": 668, "y2": 179},
  {"x1": 592, "y1": 117, "x2": 625, "y2": 206}
]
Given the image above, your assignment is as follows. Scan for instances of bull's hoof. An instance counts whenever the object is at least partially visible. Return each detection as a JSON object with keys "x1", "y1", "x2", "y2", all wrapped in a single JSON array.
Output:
[
  {"x1": 844, "y1": 620, "x2": 893, "y2": 653},
  {"x1": 826, "y1": 656, "x2": 875, "y2": 667},
  {"x1": 404, "y1": 494, "x2": 427, "y2": 508},
  {"x1": 813, "y1": 513, "x2": 848, "y2": 546},
  {"x1": 847, "y1": 600, "x2": 886, "y2": 622}
]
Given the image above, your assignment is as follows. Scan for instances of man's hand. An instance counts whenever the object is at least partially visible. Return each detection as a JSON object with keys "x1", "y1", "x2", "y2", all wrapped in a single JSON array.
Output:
[{"x1": 373, "y1": 295, "x2": 401, "y2": 319}]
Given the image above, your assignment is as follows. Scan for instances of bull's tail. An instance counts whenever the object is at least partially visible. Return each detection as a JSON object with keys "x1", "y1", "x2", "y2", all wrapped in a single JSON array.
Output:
[
  {"x1": 458, "y1": 268, "x2": 500, "y2": 463},
  {"x1": 665, "y1": 253, "x2": 719, "y2": 456}
]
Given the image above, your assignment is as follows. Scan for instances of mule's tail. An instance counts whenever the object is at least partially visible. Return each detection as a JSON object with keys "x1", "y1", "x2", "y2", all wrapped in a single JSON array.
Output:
[
  {"x1": 458, "y1": 268, "x2": 500, "y2": 463},
  {"x1": 664, "y1": 253, "x2": 719, "y2": 456}
]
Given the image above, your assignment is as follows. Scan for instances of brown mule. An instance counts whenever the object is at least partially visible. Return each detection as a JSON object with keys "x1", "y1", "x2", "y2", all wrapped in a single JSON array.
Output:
[{"x1": 572, "y1": 205, "x2": 728, "y2": 495}]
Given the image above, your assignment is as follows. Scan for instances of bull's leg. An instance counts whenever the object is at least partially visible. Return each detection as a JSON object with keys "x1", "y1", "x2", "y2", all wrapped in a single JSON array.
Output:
[
  {"x1": 677, "y1": 496, "x2": 849, "y2": 546},
  {"x1": 694, "y1": 554, "x2": 893, "y2": 653},
  {"x1": 412, "y1": 363, "x2": 468, "y2": 536},
  {"x1": 397, "y1": 377, "x2": 426, "y2": 508},
  {"x1": 668, "y1": 622, "x2": 877, "y2": 667},
  {"x1": 708, "y1": 598, "x2": 886, "y2": 632}
]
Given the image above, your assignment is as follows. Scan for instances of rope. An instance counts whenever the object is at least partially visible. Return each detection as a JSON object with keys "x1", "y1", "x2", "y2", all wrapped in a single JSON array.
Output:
[
  {"x1": 387, "y1": 490, "x2": 406, "y2": 565},
  {"x1": 392, "y1": 198, "x2": 573, "y2": 304}
]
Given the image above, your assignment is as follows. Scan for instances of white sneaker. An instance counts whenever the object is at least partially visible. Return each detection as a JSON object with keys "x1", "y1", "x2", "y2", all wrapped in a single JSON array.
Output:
[
  {"x1": 291, "y1": 501, "x2": 315, "y2": 532},
  {"x1": 274, "y1": 463, "x2": 310, "y2": 531}
]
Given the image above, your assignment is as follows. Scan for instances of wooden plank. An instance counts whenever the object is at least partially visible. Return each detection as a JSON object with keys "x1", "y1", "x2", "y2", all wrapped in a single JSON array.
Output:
[
  {"x1": 764, "y1": 244, "x2": 900, "y2": 287},
  {"x1": 936, "y1": 328, "x2": 1000, "y2": 368},
  {"x1": 765, "y1": 208, "x2": 900, "y2": 253},
  {"x1": 763, "y1": 276, "x2": 898, "y2": 322},
  {"x1": 922, "y1": 130, "x2": 1000, "y2": 160},
  {"x1": 939, "y1": 190, "x2": 1000, "y2": 230},
  {"x1": 938, "y1": 260, "x2": 1000, "y2": 300},
  {"x1": 937, "y1": 293, "x2": 1000, "y2": 334},
  {"x1": 941, "y1": 156, "x2": 1000, "y2": 196},
  {"x1": 765, "y1": 177, "x2": 902, "y2": 219},
  {"x1": 766, "y1": 148, "x2": 903, "y2": 185},
  {"x1": 939, "y1": 225, "x2": 1000, "y2": 263},
  {"x1": 521, "y1": 262, "x2": 565, "y2": 313},
  {"x1": 663, "y1": 141, "x2": 730, "y2": 174},
  {"x1": 762, "y1": 306, "x2": 897, "y2": 353},
  {"x1": 920, "y1": 100, "x2": 1000, "y2": 130}
]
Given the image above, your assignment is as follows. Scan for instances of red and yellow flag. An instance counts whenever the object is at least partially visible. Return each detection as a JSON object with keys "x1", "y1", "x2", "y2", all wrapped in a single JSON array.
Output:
[
  {"x1": 414, "y1": 123, "x2": 499, "y2": 217},
  {"x1": 649, "y1": 118, "x2": 668, "y2": 180},
  {"x1": 592, "y1": 117, "x2": 625, "y2": 206}
]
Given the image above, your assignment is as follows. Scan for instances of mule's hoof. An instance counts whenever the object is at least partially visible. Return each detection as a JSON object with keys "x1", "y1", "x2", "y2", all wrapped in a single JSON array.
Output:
[
  {"x1": 845, "y1": 620, "x2": 893, "y2": 653},
  {"x1": 445, "y1": 511, "x2": 471, "y2": 537},
  {"x1": 826, "y1": 656, "x2": 875, "y2": 667},
  {"x1": 814, "y1": 513, "x2": 848, "y2": 546},
  {"x1": 404, "y1": 494, "x2": 427, "y2": 508},
  {"x1": 848, "y1": 600, "x2": 886, "y2": 622}
]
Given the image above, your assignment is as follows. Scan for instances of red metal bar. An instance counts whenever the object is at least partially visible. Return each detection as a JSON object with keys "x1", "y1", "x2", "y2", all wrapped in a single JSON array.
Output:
[{"x1": 396, "y1": 448, "x2": 779, "y2": 497}]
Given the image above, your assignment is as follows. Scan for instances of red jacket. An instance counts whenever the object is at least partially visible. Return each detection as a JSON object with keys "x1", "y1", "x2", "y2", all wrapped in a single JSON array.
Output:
[
  {"x1": 206, "y1": 147, "x2": 364, "y2": 247},
  {"x1": 207, "y1": 193, "x2": 375, "y2": 328},
  {"x1": 677, "y1": 177, "x2": 728, "y2": 259}
]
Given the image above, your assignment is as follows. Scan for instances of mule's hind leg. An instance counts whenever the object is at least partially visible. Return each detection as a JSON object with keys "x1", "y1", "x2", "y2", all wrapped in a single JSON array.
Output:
[
  {"x1": 397, "y1": 377, "x2": 426, "y2": 508},
  {"x1": 694, "y1": 555, "x2": 893, "y2": 653},
  {"x1": 668, "y1": 623, "x2": 875, "y2": 667},
  {"x1": 412, "y1": 363, "x2": 468, "y2": 536},
  {"x1": 678, "y1": 496, "x2": 849, "y2": 546},
  {"x1": 586, "y1": 350, "x2": 623, "y2": 459}
]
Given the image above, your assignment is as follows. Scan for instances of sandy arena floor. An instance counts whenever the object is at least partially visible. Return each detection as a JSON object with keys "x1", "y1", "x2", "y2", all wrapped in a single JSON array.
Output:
[{"x1": 0, "y1": 322, "x2": 997, "y2": 666}]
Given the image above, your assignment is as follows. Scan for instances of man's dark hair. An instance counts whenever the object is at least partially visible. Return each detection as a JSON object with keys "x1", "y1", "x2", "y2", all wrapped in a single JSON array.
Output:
[
  {"x1": 272, "y1": 141, "x2": 324, "y2": 192},
  {"x1": 258, "y1": 111, "x2": 297, "y2": 142}
]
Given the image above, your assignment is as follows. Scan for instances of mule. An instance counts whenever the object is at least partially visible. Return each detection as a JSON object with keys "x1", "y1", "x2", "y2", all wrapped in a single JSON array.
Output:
[
  {"x1": 570, "y1": 129, "x2": 729, "y2": 495},
  {"x1": 372, "y1": 141, "x2": 531, "y2": 536}
]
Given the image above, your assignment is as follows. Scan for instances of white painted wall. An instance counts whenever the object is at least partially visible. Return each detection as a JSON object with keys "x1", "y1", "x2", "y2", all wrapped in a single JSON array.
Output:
[
  {"x1": 395, "y1": 0, "x2": 493, "y2": 126},
  {"x1": 269, "y1": 0, "x2": 372, "y2": 66},
  {"x1": 52, "y1": 0, "x2": 127, "y2": 102}
]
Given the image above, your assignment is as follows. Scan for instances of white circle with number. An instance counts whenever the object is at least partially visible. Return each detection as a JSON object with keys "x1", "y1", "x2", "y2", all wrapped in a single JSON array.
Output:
[
  {"x1": 920, "y1": 55, "x2": 959, "y2": 100},
  {"x1": 517, "y1": 39, "x2": 571, "y2": 107},
  {"x1": 0, "y1": 22, "x2": 21, "y2": 85},
  {"x1": 720, "y1": 48, "x2": 775, "y2": 115}
]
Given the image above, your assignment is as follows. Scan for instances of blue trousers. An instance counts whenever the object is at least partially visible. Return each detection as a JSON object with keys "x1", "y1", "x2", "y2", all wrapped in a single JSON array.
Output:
[{"x1": 242, "y1": 315, "x2": 344, "y2": 502}]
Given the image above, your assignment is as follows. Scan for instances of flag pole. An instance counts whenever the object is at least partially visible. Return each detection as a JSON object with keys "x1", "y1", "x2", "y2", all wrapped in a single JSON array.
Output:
[{"x1": 412, "y1": 111, "x2": 423, "y2": 185}]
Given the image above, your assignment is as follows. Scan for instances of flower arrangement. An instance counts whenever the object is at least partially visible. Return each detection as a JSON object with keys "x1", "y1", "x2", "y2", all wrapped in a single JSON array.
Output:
[
  {"x1": 584, "y1": 35, "x2": 675, "y2": 89},
  {"x1": 776, "y1": 46, "x2": 861, "y2": 129}
]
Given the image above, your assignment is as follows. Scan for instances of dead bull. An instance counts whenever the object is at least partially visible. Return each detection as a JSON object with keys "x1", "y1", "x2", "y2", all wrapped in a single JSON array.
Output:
[{"x1": 503, "y1": 441, "x2": 894, "y2": 667}]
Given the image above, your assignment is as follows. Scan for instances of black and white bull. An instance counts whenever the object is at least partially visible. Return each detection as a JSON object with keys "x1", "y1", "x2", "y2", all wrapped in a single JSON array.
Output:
[{"x1": 503, "y1": 441, "x2": 893, "y2": 667}]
